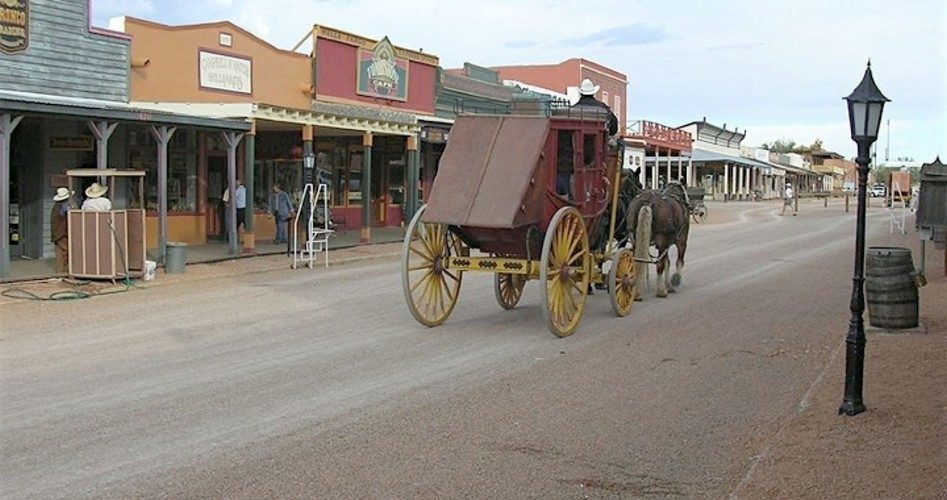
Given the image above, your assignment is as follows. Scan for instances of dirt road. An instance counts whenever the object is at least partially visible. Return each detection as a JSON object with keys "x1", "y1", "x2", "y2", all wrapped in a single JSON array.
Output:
[{"x1": 1, "y1": 200, "x2": 941, "y2": 498}]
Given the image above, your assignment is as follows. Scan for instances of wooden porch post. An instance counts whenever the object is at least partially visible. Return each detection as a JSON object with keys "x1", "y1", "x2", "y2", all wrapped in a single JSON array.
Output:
[
  {"x1": 406, "y1": 134, "x2": 418, "y2": 223},
  {"x1": 88, "y1": 120, "x2": 118, "y2": 174},
  {"x1": 0, "y1": 114, "x2": 24, "y2": 278},
  {"x1": 244, "y1": 120, "x2": 256, "y2": 237},
  {"x1": 150, "y1": 125, "x2": 177, "y2": 264},
  {"x1": 222, "y1": 131, "x2": 245, "y2": 255},
  {"x1": 361, "y1": 132, "x2": 373, "y2": 244}
]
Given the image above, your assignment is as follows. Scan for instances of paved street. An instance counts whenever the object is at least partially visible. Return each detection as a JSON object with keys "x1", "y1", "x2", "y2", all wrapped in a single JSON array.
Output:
[{"x1": 1, "y1": 201, "x2": 942, "y2": 498}]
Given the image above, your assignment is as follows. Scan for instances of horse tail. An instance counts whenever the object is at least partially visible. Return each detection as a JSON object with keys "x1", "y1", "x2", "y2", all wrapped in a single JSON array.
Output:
[{"x1": 633, "y1": 204, "x2": 652, "y2": 301}]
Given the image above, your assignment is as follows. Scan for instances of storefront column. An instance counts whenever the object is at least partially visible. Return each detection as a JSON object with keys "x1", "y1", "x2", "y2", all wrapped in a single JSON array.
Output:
[
  {"x1": 405, "y1": 134, "x2": 418, "y2": 223},
  {"x1": 244, "y1": 121, "x2": 256, "y2": 241},
  {"x1": 652, "y1": 148, "x2": 660, "y2": 189},
  {"x1": 665, "y1": 149, "x2": 672, "y2": 184},
  {"x1": 361, "y1": 132, "x2": 373, "y2": 244},
  {"x1": 738, "y1": 166, "x2": 745, "y2": 199},
  {"x1": 723, "y1": 163, "x2": 730, "y2": 200},
  {"x1": 150, "y1": 125, "x2": 177, "y2": 264},
  {"x1": 687, "y1": 158, "x2": 693, "y2": 187},
  {"x1": 0, "y1": 113, "x2": 24, "y2": 278},
  {"x1": 87, "y1": 120, "x2": 118, "y2": 170},
  {"x1": 301, "y1": 125, "x2": 314, "y2": 247},
  {"x1": 222, "y1": 131, "x2": 245, "y2": 255}
]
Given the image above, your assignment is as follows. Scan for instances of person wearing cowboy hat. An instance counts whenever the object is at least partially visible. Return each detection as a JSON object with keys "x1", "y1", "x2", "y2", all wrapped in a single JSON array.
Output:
[
  {"x1": 50, "y1": 187, "x2": 74, "y2": 272},
  {"x1": 572, "y1": 78, "x2": 619, "y2": 136},
  {"x1": 81, "y1": 182, "x2": 112, "y2": 212}
]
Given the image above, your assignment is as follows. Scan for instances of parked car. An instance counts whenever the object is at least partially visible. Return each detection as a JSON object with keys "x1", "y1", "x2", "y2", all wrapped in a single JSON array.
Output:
[{"x1": 871, "y1": 184, "x2": 886, "y2": 197}]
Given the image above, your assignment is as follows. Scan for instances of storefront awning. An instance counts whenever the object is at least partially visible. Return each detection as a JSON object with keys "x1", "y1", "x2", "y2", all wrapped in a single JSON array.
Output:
[
  {"x1": 0, "y1": 90, "x2": 250, "y2": 131},
  {"x1": 690, "y1": 148, "x2": 776, "y2": 173}
]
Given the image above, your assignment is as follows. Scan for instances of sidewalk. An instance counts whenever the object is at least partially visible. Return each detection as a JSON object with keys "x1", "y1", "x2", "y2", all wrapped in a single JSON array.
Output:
[
  {"x1": 733, "y1": 222, "x2": 946, "y2": 498},
  {"x1": 1, "y1": 226, "x2": 406, "y2": 284}
]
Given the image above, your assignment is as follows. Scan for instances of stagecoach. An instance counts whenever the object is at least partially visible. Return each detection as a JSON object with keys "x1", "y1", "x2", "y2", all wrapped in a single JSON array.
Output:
[{"x1": 401, "y1": 112, "x2": 640, "y2": 337}]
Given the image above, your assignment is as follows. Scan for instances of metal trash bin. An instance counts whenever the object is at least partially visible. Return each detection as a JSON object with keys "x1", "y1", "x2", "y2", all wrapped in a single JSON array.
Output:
[{"x1": 165, "y1": 242, "x2": 188, "y2": 274}]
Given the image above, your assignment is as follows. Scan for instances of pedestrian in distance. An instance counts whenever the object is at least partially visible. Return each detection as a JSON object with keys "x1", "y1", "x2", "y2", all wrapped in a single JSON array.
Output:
[
  {"x1": 781, "y1": 182, "x2": 797, "y2": 216},
  {"x1": 50, "y1": 187, "x2": 74, "y2": 273},
  {"x1": 81, "y1": 182, "x2": 111, "y2": 211},
  {"x1": 269, "y1": 183, "x2": 293, "y2": 244}
]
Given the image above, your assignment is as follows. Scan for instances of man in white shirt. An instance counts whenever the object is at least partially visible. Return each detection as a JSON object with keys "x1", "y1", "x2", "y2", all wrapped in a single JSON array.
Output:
[
  {"x1": 781, "y1": 182, "x2": 796, "y2": 216},
  {"x1": 223, "y1": 180, "x2": 247, "y2": 231},
  {"x1": 81, "y1": 182, "x2": 112, "y2": 211}
]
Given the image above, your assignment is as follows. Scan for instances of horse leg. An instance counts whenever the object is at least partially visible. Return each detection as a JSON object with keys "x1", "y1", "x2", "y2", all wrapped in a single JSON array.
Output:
[
  {"x1": 671, "y1": 240, "x2": 686, "y2": 290},
  {"x1": 633, "y1": 205, "x2": 652, "y2": 301},
  {"x1": 655, "y1": 243, "x2": 669, "y2": 298}
]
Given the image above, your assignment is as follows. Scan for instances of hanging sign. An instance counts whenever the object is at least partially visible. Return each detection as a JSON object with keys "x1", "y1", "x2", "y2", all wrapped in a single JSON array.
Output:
[{"x1": 0, "y1": 0, "x2": 29, "y2": 54}]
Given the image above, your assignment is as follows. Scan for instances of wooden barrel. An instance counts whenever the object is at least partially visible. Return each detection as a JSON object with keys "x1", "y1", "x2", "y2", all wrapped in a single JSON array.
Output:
[{"x1": 865, "y1": 247, "x2": 918, "y2": 328}]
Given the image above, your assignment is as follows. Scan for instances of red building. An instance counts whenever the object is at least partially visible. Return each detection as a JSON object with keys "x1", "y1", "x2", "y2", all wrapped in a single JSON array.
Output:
[{"x1": 492, "y1": 58, "x2": 627, "y2": 129}]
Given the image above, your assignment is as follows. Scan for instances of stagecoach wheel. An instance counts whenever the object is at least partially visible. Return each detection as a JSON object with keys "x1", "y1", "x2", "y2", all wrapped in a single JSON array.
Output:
[
  {"x1": 494, "y1": 273, "x2": 525, "y2": 310},
  {"x1": 540, "y1": 207, "x2": 591, "y2": 338},
  {"x1": 692, "y1": 205, "x2": 707, "y2": 224},
  {"x1": 402, "y1": 205, "x2": 465, "y2": 327},
  {"x1": 607, "y1": 247, "x2": 636, "y2": 317}
]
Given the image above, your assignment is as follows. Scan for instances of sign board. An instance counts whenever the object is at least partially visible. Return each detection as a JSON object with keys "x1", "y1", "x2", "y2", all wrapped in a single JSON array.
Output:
[
  {"x1": 356, "y1": 37, "x2": 408, "y2": 101},
  {"x1": 49, "y1": 136, "x2": 94, "y2": 151},
  {"x1": 199, "y1": 50, "x2": 252, "y2": 94},
  {"x1": 0, "y1": 0, "x2": 28, "y2": 54}
]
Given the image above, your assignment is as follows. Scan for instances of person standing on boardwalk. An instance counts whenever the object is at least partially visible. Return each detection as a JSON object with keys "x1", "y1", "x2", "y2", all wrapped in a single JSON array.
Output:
[
  {"x1": 50, "y1": 187, "x2": 74, "y2": 273},
  {"x1": 269, "y1": 183, "x2": 293, "y2": 244}
]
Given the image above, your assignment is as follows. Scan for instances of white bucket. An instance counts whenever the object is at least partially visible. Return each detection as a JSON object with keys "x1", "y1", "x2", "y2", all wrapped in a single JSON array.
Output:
[{"x1": 143, "y1": 260, "x2": 157, "y2": 281}]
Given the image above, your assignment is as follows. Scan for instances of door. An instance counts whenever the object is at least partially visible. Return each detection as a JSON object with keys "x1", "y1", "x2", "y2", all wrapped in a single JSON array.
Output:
[{"x1": 206, "y1": 156, "x2": 226, "y2": 238}]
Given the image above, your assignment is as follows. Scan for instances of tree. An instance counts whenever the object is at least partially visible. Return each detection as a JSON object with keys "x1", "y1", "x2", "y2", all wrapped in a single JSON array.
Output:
[{"x1": 761, "y1": 139, "x2": 796, "y2": 153}]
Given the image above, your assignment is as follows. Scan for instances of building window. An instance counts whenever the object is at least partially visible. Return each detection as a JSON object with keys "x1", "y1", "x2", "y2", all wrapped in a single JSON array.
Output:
[
  {"x1": 614, "y1": 95, "x2": 622, "y2": 126},
  {"x1": 602, "y1": 91, "x2": 608, "y2": 103}
]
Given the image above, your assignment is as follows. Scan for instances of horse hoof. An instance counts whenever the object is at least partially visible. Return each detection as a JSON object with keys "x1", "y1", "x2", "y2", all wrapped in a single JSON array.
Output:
[
  {"x1": 671, "y1": 274, "x2": 681, "y2": 287},
  {"x1": 656, "y1": 292, "x2": 668, "y2": 298},
  {"x1": 668, "y1": 288, "x2": 677, "y2": 294}
]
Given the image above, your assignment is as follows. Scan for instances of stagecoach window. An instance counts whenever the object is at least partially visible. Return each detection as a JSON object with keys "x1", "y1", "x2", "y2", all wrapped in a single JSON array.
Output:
[
  {"x1": 583, "y1": 134, "x2": 597, "y2": 166},
  {"x1": 557, "y1": 130, "x2": 576, "y2": 197}
]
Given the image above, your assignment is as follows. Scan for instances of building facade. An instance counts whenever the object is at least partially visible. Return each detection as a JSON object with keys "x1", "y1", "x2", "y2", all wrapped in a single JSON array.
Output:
[
  {"x1": 118, "y1": 20, "x2": 438, "y2": 244},
  {"x1": 492, "y1": 58, "x2": 627, "y2": 128},
  {"x1": 0, "y1": 0, "x2": 248, "y2": 277}
]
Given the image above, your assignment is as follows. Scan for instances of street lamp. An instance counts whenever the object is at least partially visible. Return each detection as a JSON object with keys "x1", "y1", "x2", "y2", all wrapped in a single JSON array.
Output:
[
  {"x1": 840, "y1": 61, "x2": 889, "y2": 416},
  {"x1": 302, "y1": 151, "x2": 316, "y2": 182}
]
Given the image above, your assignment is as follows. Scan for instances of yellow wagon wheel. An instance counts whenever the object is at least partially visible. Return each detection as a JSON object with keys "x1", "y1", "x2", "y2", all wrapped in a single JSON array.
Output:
[
  {"x1": 401, "y1": 205, "x2": 465, "y2": 327},
  {"x1": 608, "y1": 247, "x2": 636, "y2": 317},
  {"x1": 494, "y1": 273, "x2": 526, "y2": 310},
  {"x1": 540, "y1": 206, "x2": 590, "y2": 338}
]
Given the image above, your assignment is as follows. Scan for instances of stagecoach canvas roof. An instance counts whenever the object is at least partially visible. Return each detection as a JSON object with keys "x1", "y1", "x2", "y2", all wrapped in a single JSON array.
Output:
[{"x1": 422, "y1": 115, "x2": 550, "y2": 228}]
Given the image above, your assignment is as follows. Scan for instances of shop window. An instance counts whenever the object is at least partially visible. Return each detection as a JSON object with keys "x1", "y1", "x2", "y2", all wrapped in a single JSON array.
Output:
[
  {"x1": 127, "y1": 127, "x2": 197, "y2": 213},
  {"x1": 253, "y1": 159, "x2": 302, "y2": 212}
]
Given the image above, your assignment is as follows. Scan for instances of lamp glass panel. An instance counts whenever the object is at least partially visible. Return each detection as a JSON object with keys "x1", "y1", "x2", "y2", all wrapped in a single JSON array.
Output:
[
  {"x1": 867, "y1": 102, "x2": 883, "y2": 139},
  {"x1": 850, "y1": 101, "x2": 867, "y2": 137}
]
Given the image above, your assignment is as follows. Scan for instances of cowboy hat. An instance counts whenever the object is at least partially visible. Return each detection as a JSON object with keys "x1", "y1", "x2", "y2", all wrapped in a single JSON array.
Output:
[
  {"x1": 579, "y1": 78, "x2": 600, "y2": 96},
  {"x1": 53, "y1": 187, "x2": 73, "y2": 202},
  {"x1": 85, "y1": 182, "x2": 108, "y2": 198}
]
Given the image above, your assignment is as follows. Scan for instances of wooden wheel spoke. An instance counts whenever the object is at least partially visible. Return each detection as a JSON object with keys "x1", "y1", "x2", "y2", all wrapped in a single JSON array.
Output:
[
  {"x1": 409, "y1": 262, "x2": 433, "y2": 272},
  {"x1": 411, "y1": 269, "x2": 434, "y2": 293},
  {"x1": 443, "y1": 269, "x2": 460, "y2": 283},
  {"x1": 566, "y1": 247, "x2": 587, "y2": 267},
  {"x1": 410, "y1": 241, "x2": 433, "y2": 261}
]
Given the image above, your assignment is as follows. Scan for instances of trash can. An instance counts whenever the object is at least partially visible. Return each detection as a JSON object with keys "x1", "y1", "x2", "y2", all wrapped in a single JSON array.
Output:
[
  {"x1": 165, "y1": 242, "x2": 188, "y2": 274},
  {"x1": 865, "y1": 247, "x2": 919, "y2": 328}
]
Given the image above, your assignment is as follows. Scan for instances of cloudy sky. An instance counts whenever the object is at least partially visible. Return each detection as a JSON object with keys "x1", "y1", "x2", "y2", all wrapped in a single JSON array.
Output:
[{"x1": 91, "y1": 0, "x2": 945, "y2": 162}]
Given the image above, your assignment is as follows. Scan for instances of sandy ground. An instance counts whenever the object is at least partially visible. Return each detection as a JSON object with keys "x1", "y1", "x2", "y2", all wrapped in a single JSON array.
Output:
[{"x1": 0, "y1": 198, "x2": 943, "y2": 498}]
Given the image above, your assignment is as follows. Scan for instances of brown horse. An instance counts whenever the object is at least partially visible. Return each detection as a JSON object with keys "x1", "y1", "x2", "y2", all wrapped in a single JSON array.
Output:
[{"x1": 626, "y1": 182, "x2": 691, "y2": 298}]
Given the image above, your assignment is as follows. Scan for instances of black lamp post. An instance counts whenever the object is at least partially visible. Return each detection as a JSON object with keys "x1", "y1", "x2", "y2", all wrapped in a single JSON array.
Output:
[{"x1": 839, "y1": 61, "x2": 889, "y2": 416}]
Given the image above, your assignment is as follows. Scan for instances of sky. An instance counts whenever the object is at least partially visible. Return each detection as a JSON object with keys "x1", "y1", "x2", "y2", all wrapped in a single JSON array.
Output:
[{"x1": 90, "y1": 0, "x2": 946, "y2": 162}]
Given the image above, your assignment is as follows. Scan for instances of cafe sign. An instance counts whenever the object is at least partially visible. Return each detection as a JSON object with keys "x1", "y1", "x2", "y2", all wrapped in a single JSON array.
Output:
[
  {"x1": 0, "y1": 0, "x2": 28, "y2": 54},
  {"x1": 357, "y1": 37, "x2": 408, "y2": 101},
  {"x1": 199, "y1": 50, "x2": 252, "y2": 94}
]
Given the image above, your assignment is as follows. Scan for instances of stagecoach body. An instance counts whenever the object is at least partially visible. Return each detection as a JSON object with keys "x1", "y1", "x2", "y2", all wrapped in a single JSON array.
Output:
[{"x1": 402, "y1": 114, "x2": 639, "y2": 337}]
